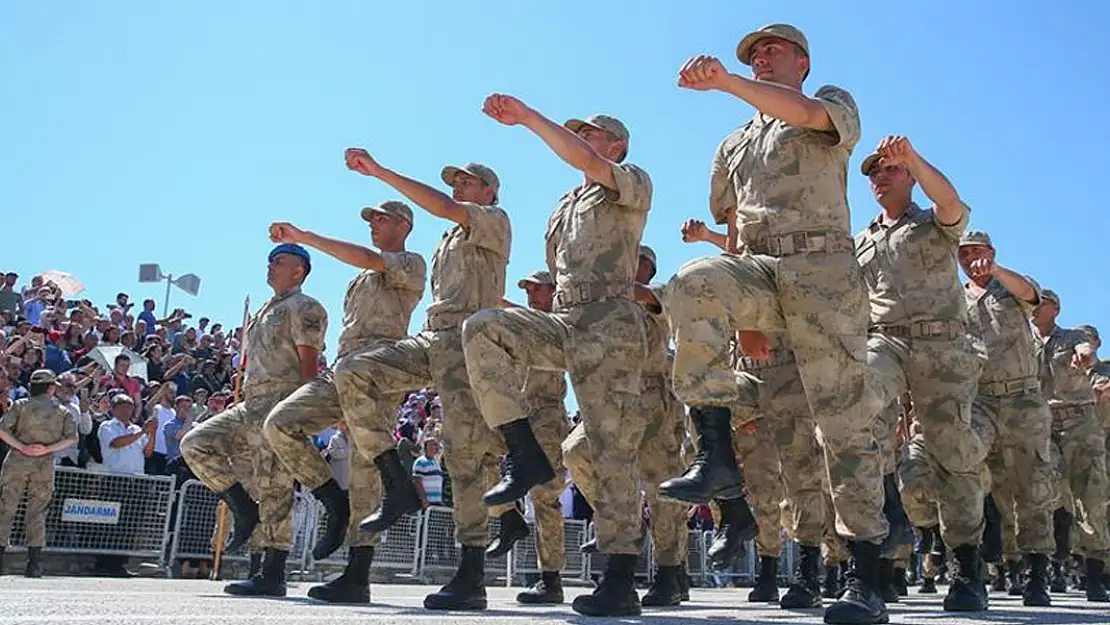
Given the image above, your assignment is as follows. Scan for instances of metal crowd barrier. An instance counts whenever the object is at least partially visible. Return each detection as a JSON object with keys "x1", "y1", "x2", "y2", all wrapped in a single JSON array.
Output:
[
  {"x1": 584, "y1": 522, "x2": 653, "y2": 581},
  {"x1": 3, "y1": 466, "x2": 175, "y2": 564},
  {"x1": 508, "y1": 518, "x2": 588, "y2": 582},
  {"x1": 416, "y1": 505, "x2": 508, "y2": 579},
  {"x1": 305, "y1": 491, "x2": 422, "y2": 577}
]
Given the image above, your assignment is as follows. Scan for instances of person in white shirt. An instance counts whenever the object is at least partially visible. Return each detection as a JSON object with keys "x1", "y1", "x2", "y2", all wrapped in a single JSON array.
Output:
[
  {"x1": 53, "y1": 373, "x2": 92, "y2": 467},
  {"x1": 98, "y1": 395, "x2": 156, "y2": 476}
]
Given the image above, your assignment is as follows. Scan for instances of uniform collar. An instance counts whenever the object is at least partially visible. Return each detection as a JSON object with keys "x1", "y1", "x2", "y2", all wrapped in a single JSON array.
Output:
[{"x1": 868, "y1": 201, "x2": 921, "y2": 233}]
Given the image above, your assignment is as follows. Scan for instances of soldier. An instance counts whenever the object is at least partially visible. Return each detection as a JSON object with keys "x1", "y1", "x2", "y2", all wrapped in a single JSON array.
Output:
[
  {"x1": 650, "y1": 24, "x2": 885, "y2": 624},
  {"x1": 566, "y1": 245, "x2": 689, "y2": 607},
  {"x1": 497, "y1": 270, "x2": 572, "y2": 605},
  {"x1": 463, "y1": 96, "x2": 651, "y2": 617},
  {"x1": 262, "y1": 201, "x2": 426, "y2": 603},
  {"x1": 180, "y1": 243, "x2": 327, "y2": 597},
  {"x1": 1030, "y1": 289, "x2": 1110, "y2": 602},
  {"x1": 1079, "y1": 325, "x2": 1110, "y2": 467},
  {"x1": 856, "y1": 135, "x2": 988, "y2": 612},
  {"x1": 679, "y1": 218, "x2": 825, "y2": 607},
  {"x1": 0, "y1": 369, "x2": 78, "y2": 577},
  {"x1": 341, "y1": 150, "x2": 513, "y2": 611},
  {"x1": 957, "y1": 230, "x2": 1055, "y2": 606},
  {"x1": 731, "y1": 421, "x2": 788, "y2": 602}
]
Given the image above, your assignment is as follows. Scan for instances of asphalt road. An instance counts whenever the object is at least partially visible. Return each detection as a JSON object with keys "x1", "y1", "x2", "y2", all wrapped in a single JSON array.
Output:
[{"x1": 2, "y1": 577, "x2": 1109, "y2": 624}]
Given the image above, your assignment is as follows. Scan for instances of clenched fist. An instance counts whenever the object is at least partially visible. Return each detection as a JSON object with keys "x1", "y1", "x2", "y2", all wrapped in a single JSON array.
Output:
[
  {"x1": 482, "y1": 94, "x2": 532, "y2": 126},
  {"x1": 875, "y1": 136, "x2": 919, "y2": 169},
  {"x1": 269, "y1": 222, "x2": 306, "y2": 245},
  {"x1": 678, "y1": 55, "x2": 730, "y2": 91},
  {"x1": 345, "y1": 148, "x2": 384, "y2": 177},
  {"x1": 680, "y1": 219, "x2": 710, "y2": 243}
]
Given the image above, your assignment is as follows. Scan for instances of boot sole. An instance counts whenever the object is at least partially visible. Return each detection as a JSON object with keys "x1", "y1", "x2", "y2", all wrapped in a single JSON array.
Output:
[{"x1": 423, "y1": 599, "x2": 488, "y2": 611}]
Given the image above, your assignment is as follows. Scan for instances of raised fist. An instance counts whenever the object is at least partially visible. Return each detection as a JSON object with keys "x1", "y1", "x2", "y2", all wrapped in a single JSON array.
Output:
[{"x1": 678, "y1": 55, "x2": 729, "y2": 91}]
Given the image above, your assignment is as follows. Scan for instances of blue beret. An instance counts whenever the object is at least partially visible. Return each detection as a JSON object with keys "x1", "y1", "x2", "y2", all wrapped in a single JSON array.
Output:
[{"x1": 269, "y1": 244, "x2": 312, "y2": 274}]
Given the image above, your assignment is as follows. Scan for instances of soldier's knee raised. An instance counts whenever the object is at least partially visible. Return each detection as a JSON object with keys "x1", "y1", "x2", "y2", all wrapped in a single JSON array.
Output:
[{"x1": 460, "y1": 308, "x2": 503, "y2": 346}]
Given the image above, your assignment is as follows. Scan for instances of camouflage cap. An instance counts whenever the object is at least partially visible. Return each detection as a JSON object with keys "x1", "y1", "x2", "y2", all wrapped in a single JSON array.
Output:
[
  {"x1": 1077, "y1": 324, "x2": 1099, "y2": 343},
  {"x1": 517, "y1": 270, "x2": 554, "y2": 289},
  {"x1": 440, "y1": 163, "x2": 501, "y2": 198},
  {"x1": 958, "y1": 231, "x2": 993, "y2": 249},
  {"x1": 860, "y1": 153, "x2": 883, "y2": 176},
  {"x1": 29, "y1": 369, "x2": 57, "y2": 384},
  {"x1": 1041, "y1": 289, "x2": 1060, "y2": 305},
  {"x1": 360, "y1": 200, "x2": 414, "y2": 226},
  {"x1": 564, "y1": 115, "x2": 630, "y2": 144},
  {"x1": 638, "y1": 245, "x2": 657, "y2": 268},
  {"x1": 736, "y1": 24, "x2": 810, "y2": 65}
]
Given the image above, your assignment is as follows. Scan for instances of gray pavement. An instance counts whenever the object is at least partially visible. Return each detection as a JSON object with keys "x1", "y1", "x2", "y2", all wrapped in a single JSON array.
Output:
[{"x1": 1, "y1": 577, "x2": 1109, "y2": 624}]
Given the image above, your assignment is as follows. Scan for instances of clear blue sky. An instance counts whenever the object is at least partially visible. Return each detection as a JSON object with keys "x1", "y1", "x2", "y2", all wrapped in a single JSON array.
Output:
[{"x1": 3, "y1": 2, "x2": 1107, "y2": 412}]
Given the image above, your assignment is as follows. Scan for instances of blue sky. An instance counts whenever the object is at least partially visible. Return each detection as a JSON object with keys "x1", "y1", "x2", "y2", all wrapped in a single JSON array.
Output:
[{"x1": 3, "y1": 2, "x2": 1106, "y2": 411}]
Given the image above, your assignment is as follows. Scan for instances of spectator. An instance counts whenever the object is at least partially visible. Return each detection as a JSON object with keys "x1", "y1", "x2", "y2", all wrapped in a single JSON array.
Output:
[
  {"x1": 101, "y1": 326, "x2": 121, "y2": 346},
  {"x1": 161, "y1": 395, "x2": 194, "y2": 465},
  {"x1": 19, "y1": 346, "x2": 44, "y2": 386},
  {"x1": 0, "y1": 272, "x2": 22, "y2": 316},
  {"x1": 324, "y1": 422, "x2": 350, "y2": 490},
  {"x1": 120, "y1": 330, "x2": 138, "y2": 351},
  {"x1": 192, "y1": 334, "x2": 214, "y2": 361},
  {"x1": 53, "y1": 372, "x2": 93, "y2": 467},
  {"x1": 43, "y1": 331, "x2": 72, "y2": 374},
  {"x1": 413, "y1": 438, "x2": 444, "y2": 508},
  {"x1": 144, "y1": 383, "x2": 177, "y2": 474},
  {"x1": 136, "y1": 299, "x2": 157, "y2": 336},
  {"x1": 22, "y1": 286, "x2": 53, "y2": 326},
  {"x1": 98, "y1": 354, "x2": 141, "y2": 404},
  {"x1": 95, "y1": 393, "x2": 156, "y2": 577}
]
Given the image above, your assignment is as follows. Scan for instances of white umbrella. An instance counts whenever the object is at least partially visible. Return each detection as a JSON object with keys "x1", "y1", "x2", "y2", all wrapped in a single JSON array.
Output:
[
  {"x1": 89, "y1": 346, "x2": 148, "y2": 382},
  {"x1": 39, "y1": 270, "x2": 86, "y2": 297}
]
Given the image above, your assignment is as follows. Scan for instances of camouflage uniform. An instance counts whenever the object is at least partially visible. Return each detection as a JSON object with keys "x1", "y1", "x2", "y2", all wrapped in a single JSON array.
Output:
[
  {"x1": 464, "y1": 159, "x2": 651, "y2": 556},
  {"x1": 181, "y1": 287, "x2": 327, "y2": 550},
  {"x1": 337, "y1": 201, "x2": 510, "y2": 548},
  {"x1": 731, "y1": 334, "x2": 825, "y2": 550},
  {"x1": 964, "y1": 270, "x2": 1054, "y2": 558},
  {"x1": 1034, "y1": 324, "x2": 1110, "y2": 561},
  {"x1": 566, "y1": 281, "x2": 687, "y2": 566},
  {"x1": 0, "y1": 391, "x2": 76, "y2": 547},
  {"x1": 856, "y1": 201, "x2": 986, "y2": 549},
  {"x1": 521, "y1": 367, "x2": 570, "y2": 572},
  {"x1": 733, "y1": 423, "x2": 785, "y2": 558},
  {"x1": 264, "y1": 245, "x2": 426, "y2": 548},
  {"x1": 662, "y1": 85, "x2": 886, "y2": 543}
]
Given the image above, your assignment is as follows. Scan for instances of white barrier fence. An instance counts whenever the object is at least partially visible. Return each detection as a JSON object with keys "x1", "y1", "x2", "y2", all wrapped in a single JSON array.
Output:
[{"x1": 5, "y1": 472, "x2": 803, "y2": 584}]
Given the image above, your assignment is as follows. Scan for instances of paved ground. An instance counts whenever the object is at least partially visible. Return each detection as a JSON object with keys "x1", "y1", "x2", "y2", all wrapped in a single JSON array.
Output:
[{"x1": 2, "y1": 577, "x2": 1109, "y2": 624}]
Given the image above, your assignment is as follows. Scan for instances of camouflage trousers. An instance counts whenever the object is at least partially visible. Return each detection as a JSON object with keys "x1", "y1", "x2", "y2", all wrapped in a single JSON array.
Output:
[
  {"x1": 515, "y1": 403, "x2": 569, "y2": 572},
  {"x1": 976, "y1": 389, "x2": 1055, "y2": 557},
  {"x1": 664, "y1": 251, "x2": 886, "y2": 544},
  {"x1": 869, "y1": 331, "x2": 986, "y2": 549},
  {"x1": 0, "y1": 457, "x2": 54, "y2": 547},
  {"x1": 822, "y1": 485, "x2": 849, "y2": 566},
  {"x1": 462, "y1": 299, "x2": 648, "y2": 555},
  {"x1": 1049, "y1": 404, "x2": 1110, "y2": 560},
  {"x1": 181, "y1": 388, "x2": 296, "y2": 550},
  {"x1": 566, "y1": 373, "x2": 688, "y2": 566},
  {"x1": 733, "y1": 363, "x2": 826, "y2": 548},
  {"x1": 334, "y1": 326, "x2": 503, "y2": 548},
  {"x1": 265, "y1": 352, "x2": 402, "y2": 549},
  {"x1": 733, "y1": 423, "x2": 785, "y2": 558}
]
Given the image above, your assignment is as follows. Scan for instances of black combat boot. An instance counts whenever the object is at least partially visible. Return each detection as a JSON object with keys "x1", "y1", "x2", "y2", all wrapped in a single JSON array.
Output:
[
  {"x1": 308, "y1": 546, "x2": 373, "y2": 603},
  {"x1": 24, "y1": 547, "x2": 42, "y2": 578},
  {"x1": 311, "y1": 478, "x2": 350, "y2": 560},
  {"x1": 224, "y1": 548, "x2": 287, "y2": 597},
  {"x1": 658, "y1": 406, "x2": 743, "y2": 504},
  {"x1": 878, "y1": 558, "x2": 899, "y2": 603},
  {"x1": 1050, "y1": 507, "x2": 1072, "y2": 593},
  {"x1": 361, "y1": 449, "x2": 422, "y2": 534},
  {"x1": 1022, "y1": 553, "x2": 1051, "y2": 607},
  {"x1": 707, "y1": 495, "x2": 758, "y2": 566},
  {"x1": 516, "y1": 570, "x2": 564, "y2": 604},
  {"x1": 483, "y1": 418, "x2": 556, "y2": 506},
  {"x1": 880, "y1": 474, "x2": 913, "y2": 552},
  {"x1": 919, "y1": 577, "x2": 938, "y2": 594},
  {"x1": 823, "y1": 565, "x2": 842, "y2": 599},
  {"x1": 680, "y1": 565, "x2": 691, "y2": 601},
  {"x1": 990, "y1": 563, "x2": 1007, "y2": 593},
  {"x1": 823, "y1": 541, "x2": 887, "y2": 625},
  {"x1": 1085, "y1": 558, "x2": 1110, "y2": 602},
  {"x1": 781, "y1": 545, "x2": 823, "y2": 608},
  {"x1": 486, "y1": 508, "x2": 530, "y2": 559},
  {"x1": 915, "y1": 525, "x2": 935, "y2": 556},
  {"x1": 571, "y1": 553, "x2": 641, "y2": 617},
  {"x1": 894, "y1": 567, "x2": 908, "y2": 596},
  {"x1": 217, "y1": 482, "x2": 259, "y2": 553},
  {"x1": 943, "y1": 544, "x2": 988, "y2": 612},
  {"x1": 424, "y1": 545, "x2": 487, "y2": 610},
  {"x1": 642, "y1": 565, "x2": 684, "y2": 607},
  {"x1": 749, "y1": 555, "x2": 780, "y2": 602},
  {"x1": 982, "y1": 494, "x2": 1003, "y2": 565},
  {"x1": 247, "y1": 551, "x2": 262, "y2": 578},
  {"x1": 1006, "y1": 560, "x2": 1023, "y2": 596}
]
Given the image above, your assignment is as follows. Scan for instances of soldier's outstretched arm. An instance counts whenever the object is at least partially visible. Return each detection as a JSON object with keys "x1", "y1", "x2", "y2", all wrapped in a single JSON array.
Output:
[
  {"x1": 678, "y1": 55, "x2": 834, "y2": 131},
  {"x1": 269, "y1": 221, "x2": 387, "y2": 272},
  {"x1": 482, "y1": 94, "x2": 618, "y2": 190},
  {"x1": 344, "y1": 148, "x2": 470, "y2": 226},
  {"x1": 875, "y1": 136, "x2": 963, "y2": 225}
]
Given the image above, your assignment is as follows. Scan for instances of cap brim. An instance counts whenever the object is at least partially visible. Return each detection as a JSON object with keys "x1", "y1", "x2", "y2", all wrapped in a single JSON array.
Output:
[
  {"x1": 957, "y1": 241, "x2": 993, "y2": 249},
  {"x1": 860, "y1": 153, "x2": 881, "y2": 176},
  {"x1": 440, "y1": 165, "x2": 471, "y2": 188},
  {"x1": 361, "y1": 206, "x2": 411, "y2": 225}
]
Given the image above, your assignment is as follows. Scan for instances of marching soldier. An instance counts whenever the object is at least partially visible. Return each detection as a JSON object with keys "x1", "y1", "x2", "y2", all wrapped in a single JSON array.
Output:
[
  {"x1": 180, "y1": 243, "x2": 327, "y2": 597},
  {"x1": 958, "y1": 230, "x2": 1055, "y2": 606},
  {"x1": 497, "y1": 270, "x2": 572, "y2": 605},
  {"x1": 652, "y1": 24, "x2": 886, "y2": 624},
  {"x1": 1031, "y1": 289, "x2": 1110, "y2": 602},
  {"x1": 463, "y1": 96, "x2": 651, "y2": 617},
  {"x1": 341, "y1": 150, "x2": 513, "y2": 611},
  {"x1": 262, "y1": 200, "x2": 426, "y2": 603},
  {"x1": 0, "y1": 369, "x2": 78, "y2": 577}
]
